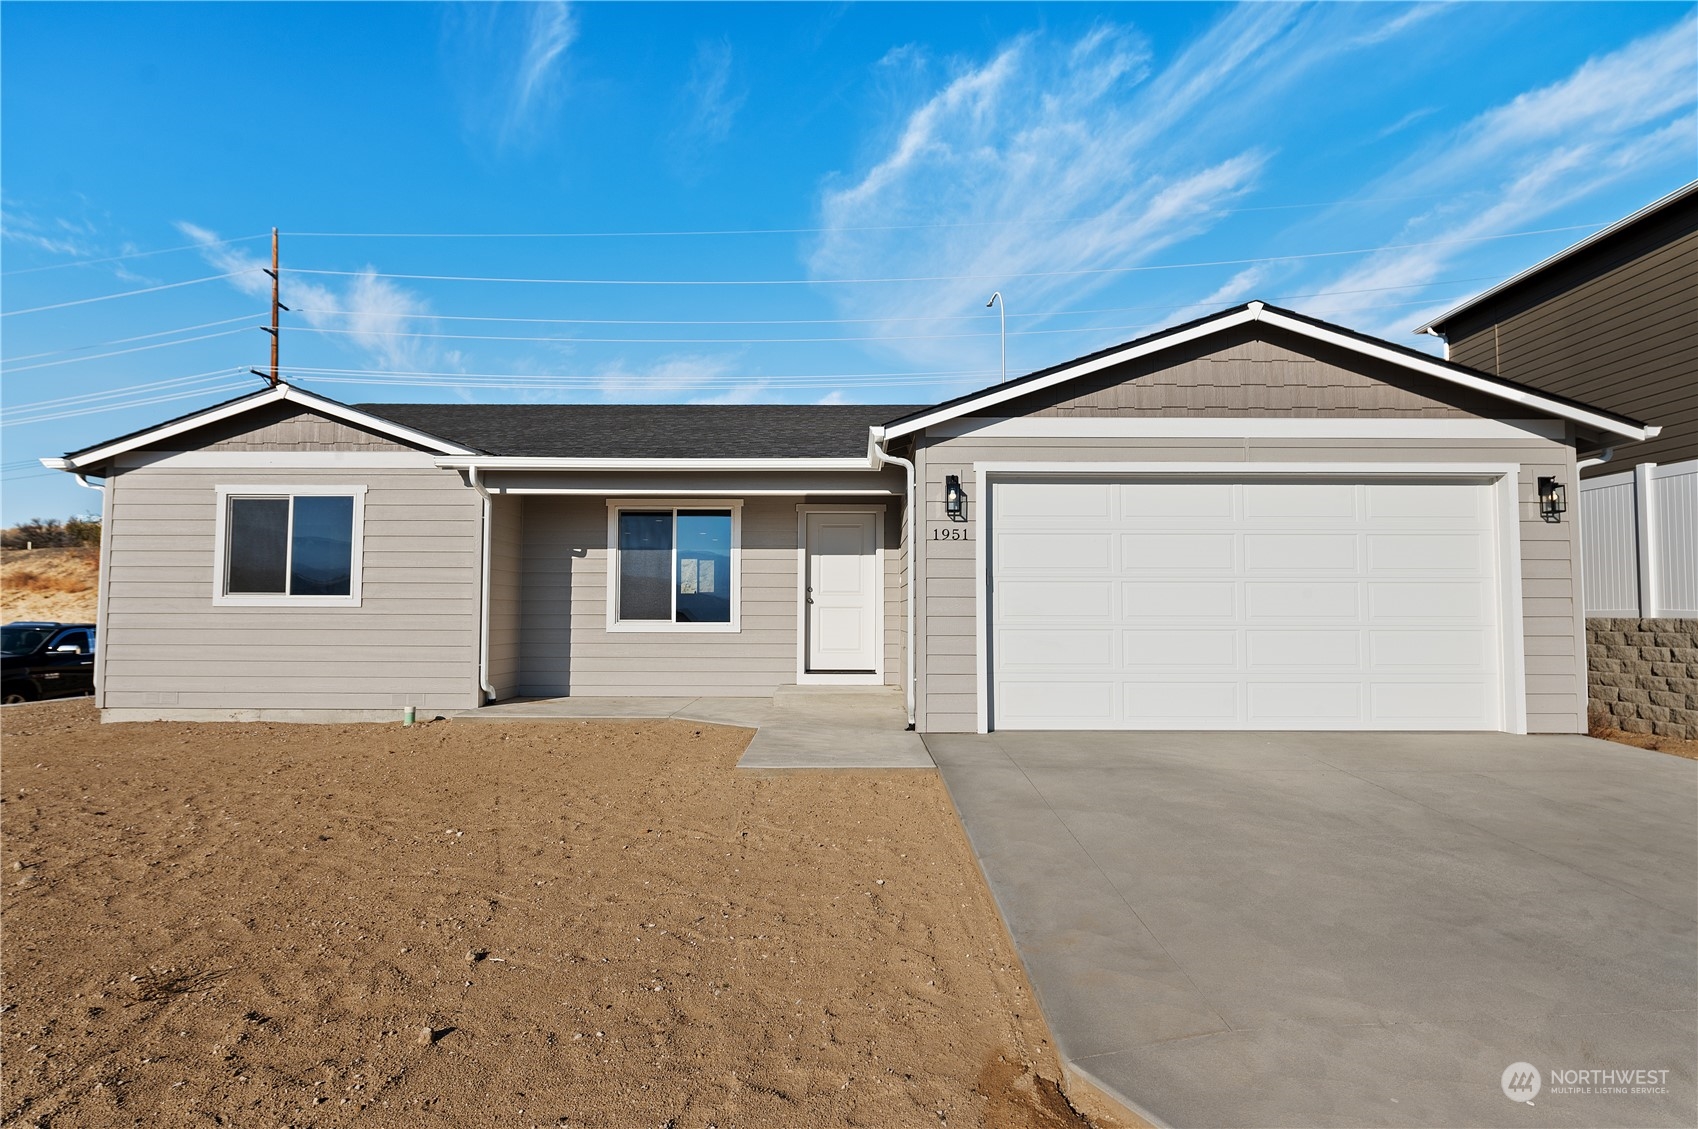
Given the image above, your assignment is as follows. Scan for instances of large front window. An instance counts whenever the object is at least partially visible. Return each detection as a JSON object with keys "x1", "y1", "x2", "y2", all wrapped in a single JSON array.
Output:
[
  {"x1": 610, "y1": 504, "x2": 738, "y2": 630},
  {"x1": 215, "y1": 486, "x2": 365, "y2": 606}
]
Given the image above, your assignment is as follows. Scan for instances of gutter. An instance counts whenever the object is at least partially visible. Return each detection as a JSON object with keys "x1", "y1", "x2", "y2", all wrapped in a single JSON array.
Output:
[
  {"x1": 67, "y1": 470, "x2": 109, "y2": 708},
  {"x1": 435, "y1": 456, "x2": 875, "y2": 472},
  {"x1": 466, "y1": 466, "x2": 497, "y2": 706},
  {"x1": 870, "y1": 428, "x2": 917, "y2": 730},
  {"x1": 1577, "y1": 446, "x2": 1615, "y2": 472}
]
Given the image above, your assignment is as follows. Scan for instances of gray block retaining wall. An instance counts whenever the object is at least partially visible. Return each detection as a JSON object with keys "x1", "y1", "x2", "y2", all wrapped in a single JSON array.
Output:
[{"x1": 1585, "y1": 618, "x2": 1698, "y2": 739}]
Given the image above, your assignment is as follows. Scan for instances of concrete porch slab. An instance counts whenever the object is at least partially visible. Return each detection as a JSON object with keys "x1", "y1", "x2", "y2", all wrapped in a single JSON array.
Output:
[{"x1": 441, "y1": 689, "x2": 932, "y2": 770}]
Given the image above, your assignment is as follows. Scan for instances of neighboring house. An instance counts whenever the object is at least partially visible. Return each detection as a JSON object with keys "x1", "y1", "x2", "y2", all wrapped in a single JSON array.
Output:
[
  {"x1": 1418, "y1": 180, "x2": 1697, "y2": 620},
  {"x1": 46, "y1": 301, "x2": 1659, "y2": 735}
]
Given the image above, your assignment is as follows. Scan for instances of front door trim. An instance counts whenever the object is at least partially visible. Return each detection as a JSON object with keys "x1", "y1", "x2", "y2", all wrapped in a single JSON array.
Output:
[{"x1": 797, "y1": 504, "x2": 885, "y2": 686}]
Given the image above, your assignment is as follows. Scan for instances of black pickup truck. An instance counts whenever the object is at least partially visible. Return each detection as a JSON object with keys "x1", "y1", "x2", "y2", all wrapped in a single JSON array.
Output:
[{"x1": 2, "y1": 621, "x2": 97, "y2": 704}]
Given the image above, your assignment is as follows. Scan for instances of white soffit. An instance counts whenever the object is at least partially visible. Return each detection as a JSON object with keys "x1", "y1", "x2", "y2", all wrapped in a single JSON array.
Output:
[{"x1": 881, "y1": 303, "x2": 1656, "y2": 443}]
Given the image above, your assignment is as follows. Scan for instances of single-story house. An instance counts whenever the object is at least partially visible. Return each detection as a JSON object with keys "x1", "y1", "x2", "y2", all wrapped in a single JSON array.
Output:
[{"x1": 45, "y1": 301, "x2": 1659, "y2": 734}]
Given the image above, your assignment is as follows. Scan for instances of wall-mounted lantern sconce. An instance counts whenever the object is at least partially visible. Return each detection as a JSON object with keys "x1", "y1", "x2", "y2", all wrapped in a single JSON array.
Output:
[
  {"x1": 1537, "y1": 476, "x2": 1566, "y2": 523},
  {"x1": 944, "y1": 474, "x2": 967, "y2": 521}
]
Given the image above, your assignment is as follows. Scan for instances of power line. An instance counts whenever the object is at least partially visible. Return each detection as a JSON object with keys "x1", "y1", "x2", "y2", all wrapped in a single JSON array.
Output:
[
  {"x1": 0, "y1": 233, "x2": 269, "y2": 277},
  {"x1": 4, "y1": 369, "x2": 248, "y2": 420},
  {"x1": 286, "y1": 274, "x2": 1504, "y2": 329},
  {"x1": 282, "y1": 193, "x2": 1466, "y2": 240},
  {"x1": 2, "y1": 272, "x2": 255, "y2": 317},
  {"x1": 0, "y1": 314, "x2": 259, "y2": 364},
  {"x1": 276, "y1": 224, "x2": 1605, "y2": 287},
  {"x1": 4, "y1": 374, "x2": 252, "y2": 426},
  {"x1": 2, "y1": 328, "x2": 254, "y2": 374}
]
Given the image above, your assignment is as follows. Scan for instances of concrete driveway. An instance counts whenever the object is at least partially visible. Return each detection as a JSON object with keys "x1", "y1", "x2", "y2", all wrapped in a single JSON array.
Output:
[{"x1": 925, "y1": 731, "x2": 1698, "y2": 1128}]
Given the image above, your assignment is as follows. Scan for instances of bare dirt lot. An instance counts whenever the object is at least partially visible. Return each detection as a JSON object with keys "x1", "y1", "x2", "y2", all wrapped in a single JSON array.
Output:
[{"x1": 1, "y1": 700, "x2": 1132, "y2": 1129}]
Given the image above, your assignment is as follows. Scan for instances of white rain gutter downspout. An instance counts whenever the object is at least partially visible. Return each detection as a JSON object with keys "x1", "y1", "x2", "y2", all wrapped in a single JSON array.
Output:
[
  {"x1": 1577, "y1": 446, "x2": 1615, "y2": 471},
  {"x1": 870, "y1": 430, "x2": 917, "y2": 730},
  {"x1": 467, "y1": 466, "x2": 497, "y2": 705},
  {"x1": 70, "y1": 472, "x2": 107, "y2": 706}
]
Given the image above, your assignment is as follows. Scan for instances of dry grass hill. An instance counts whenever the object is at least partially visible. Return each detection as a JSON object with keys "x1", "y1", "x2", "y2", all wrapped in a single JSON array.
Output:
[{"x1": 1, "y1": 547, "x2": 99, "y2": 623}]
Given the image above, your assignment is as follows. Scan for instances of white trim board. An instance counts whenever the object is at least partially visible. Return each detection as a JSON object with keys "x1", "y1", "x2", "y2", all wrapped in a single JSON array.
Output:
[
  {"x1": 929, "y1": 417, "x2": 1568, "y2": 440},
  {"x1": 437, "y1": 456, "x2": 875, "y2": 472},
  {"x1": 880, "y1": 302, "x2": 1656, "y2": 444},
  {"x1": 966, "y1": 461, "x2": 1528, "y2": 736},
  {"x1": 49, "y1": 383, "x2": 476, "y2": 470}
]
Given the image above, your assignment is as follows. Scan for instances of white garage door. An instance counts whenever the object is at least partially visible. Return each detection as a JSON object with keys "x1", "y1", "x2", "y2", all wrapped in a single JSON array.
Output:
[{"x1": 990, "y1": 479, "x2": 1504, "y2": 730}]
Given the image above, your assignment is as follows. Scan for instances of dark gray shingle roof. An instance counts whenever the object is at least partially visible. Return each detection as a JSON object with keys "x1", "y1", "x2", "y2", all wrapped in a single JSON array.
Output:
[{"x1": 352, "y1": 403, "x2": 925, "y2": 458}]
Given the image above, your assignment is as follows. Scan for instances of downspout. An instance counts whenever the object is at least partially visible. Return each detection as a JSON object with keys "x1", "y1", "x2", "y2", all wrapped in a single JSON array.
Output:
[
  {"x1": 467, "y1": 465, "x2": 497, "y2": 705},
  {"x1": 71, "y1": 472, "x2": 108, "y2": 707},
  {"x1": 1577, "y1": 446, "x2": 1615, "y2": 472},
  {"x1": 871, "y1": 432, "x2": 917, "y2": 730}
]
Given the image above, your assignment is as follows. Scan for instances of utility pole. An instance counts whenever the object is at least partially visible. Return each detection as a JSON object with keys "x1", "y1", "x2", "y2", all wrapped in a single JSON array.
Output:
[{"x1": 252, "y1": 227, "x2": 289, "y2": 387}]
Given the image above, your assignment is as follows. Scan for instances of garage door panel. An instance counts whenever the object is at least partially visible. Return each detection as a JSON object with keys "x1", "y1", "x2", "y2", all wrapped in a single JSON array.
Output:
[
  {"x1": 1243, "y1": 483, "x2": 1356, "y2": 519},
  {"x1": 990, "y1": 479, "x2": 1504, "y2": 731},
  {"x1": 1243, "y1": 533, "x2": 1358, "y2": 572},
  {"x1": 1123, "y1": 630, "x2": 1236, "y2": 667},
  {"x1": 1121, "y1": 533, "x2": 1235, "y2": 570},
  {"x1": 1365, "y1": 483, "x2": 1484, "y2": 520},
  {"x1": 1122, "y1": 581, "x2": 1237, "y2": 618},
  {"x1": 1123, "y1": 681, "x2": 1239, "y2": 722},
  {"x1": 998, "y1": 628, "x2": 1115, "y2": 668},
  {"x1": 1368, "y1": 533, "x2": 1488, "y2": 573},
  {"x1": 1246, "y1": 630, "x2": 1360, "y2": 668},
  {"x1": 1247, "y1": 682, "x2": 1363, "y2": 721},
  {"x1": 999, "y1": 680, "x2": 1116, "y2": 725},
  {"x1": 1244, "y1": 582, "x2": 1359, "y2": 619},
  {"x1": 1369, "y1": 682, "x2": 1490, "y2": 726},
  {"x1": 1368, "y1": 581, "x2": 1488, "y2": 620},
  {"x1": 998, "y1": 580, "x2": 1112, "y2": 619},
  {"x1": 998, "y1": 532, "x2": 1112, "y2": 571},
  {"x1": 1119, "y1": 483, "x2": 1235, "y2": 519},
  {"x1": 1369, "y1": 629, "x2": 1489, "y2": 669}
]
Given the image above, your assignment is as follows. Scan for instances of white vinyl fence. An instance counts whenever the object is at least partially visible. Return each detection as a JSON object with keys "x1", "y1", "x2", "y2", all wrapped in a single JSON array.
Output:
[{"x1": 1580, "y1": 459, "x2": 1698, "y2": 617}]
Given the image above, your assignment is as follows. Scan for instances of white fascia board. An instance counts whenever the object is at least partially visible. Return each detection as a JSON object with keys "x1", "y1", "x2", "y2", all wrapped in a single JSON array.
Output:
[
  {"x1": 433, "y1": 456, "x2": 876, "y2": 472},
  {"x1": 930, "y1": 417, "x2": 1569, "y2": 440},
  {"x1": 883, "y1": 306, "x2": 1259, "y2": 440},
  {"x1": 55, "y1": 383, "x2": 476, "y2": 470},
  {"x1": 38, "y1": 458, "x2": 72, "y2": 470},
  {"x1": 1253, "y1": 308, "x2": 1656, "y2": 442}
]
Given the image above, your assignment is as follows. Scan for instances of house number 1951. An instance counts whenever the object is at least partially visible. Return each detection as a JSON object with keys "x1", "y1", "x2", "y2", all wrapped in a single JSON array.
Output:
[{"x1": 931, "y1": 527, "x2": 970, "y2": 540}]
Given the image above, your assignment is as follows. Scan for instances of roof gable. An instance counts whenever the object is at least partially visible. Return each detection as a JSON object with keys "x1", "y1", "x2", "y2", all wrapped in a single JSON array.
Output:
[
  {"x1": 48, "y1": 384, "x2": 480, "y2": 471},
  {"x1": 879, "y1": 302, "x2": 1656, "y2": 442}
]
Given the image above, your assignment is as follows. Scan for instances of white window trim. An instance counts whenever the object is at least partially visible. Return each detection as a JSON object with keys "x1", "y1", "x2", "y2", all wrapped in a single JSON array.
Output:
[
  {"x1": 212, "y1": 485, "x2": 368, "y2": 607},
  {"x1": 795, "y1": 504, "x2": 887, "y2": 686},
  {"x1": 605, "y1": 499, "x2": 742, "y2": 633},
  {"x1": 967, "y1": 462, "x2": 1527, "y2": 737}
]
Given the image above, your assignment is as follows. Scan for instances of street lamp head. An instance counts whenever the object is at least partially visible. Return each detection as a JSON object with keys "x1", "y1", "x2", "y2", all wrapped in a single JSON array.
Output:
[{"x1": 986, "y1": 291, "x2": 1001, "y2": 308}]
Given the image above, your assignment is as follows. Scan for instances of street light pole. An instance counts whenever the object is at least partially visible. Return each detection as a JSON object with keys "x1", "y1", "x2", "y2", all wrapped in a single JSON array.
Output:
[{"x1": 986, "y1": 291, "x2": 1005, "y2": 383}]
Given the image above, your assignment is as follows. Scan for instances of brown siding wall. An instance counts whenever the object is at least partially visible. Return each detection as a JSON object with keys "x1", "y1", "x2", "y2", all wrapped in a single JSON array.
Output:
[
  {"x1": 1447, "y1": 222, "x2": 1697, "y2": 473},
  {"x1": 914, "y1": 431, "x2": 1583, "y2": 736}
]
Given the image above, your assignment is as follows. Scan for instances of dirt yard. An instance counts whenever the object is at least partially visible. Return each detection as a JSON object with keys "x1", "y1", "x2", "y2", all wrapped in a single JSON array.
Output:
[{"x1": 1, "y1": 700, "x2": 1134, "y2": 1129}]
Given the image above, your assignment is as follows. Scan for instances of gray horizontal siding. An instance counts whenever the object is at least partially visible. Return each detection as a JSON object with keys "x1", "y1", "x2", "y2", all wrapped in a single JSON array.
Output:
[
  {"x1": 100, "y1": 463, "x2": 481, "y2": 711},
  {"x1": 914, "y1": 431, "x2": 1584, "y2": 735},
  {"x1": 517, "y1": 495, "x2": 900, "y2": 697}
]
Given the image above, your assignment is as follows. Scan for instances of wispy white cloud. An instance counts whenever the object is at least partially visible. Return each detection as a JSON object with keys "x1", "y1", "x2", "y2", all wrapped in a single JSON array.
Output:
[
  {"x1": 1304, "y1": 13, "x2": 1698, "y2": 336},
  {"x1": 177, "y1": 222, "x2": 437, "y2": 370},
  {"x1": 808, "y1": 4, "x2": 1447, "y2": 369},
  {"x1": 677, "y1": 39, "x2": 745, "y2": 147},
  {"x1": 443, "y1": 1, "x2": 577, "y2": 151},
  {"x1": 594, "y1": 353, "x2": 747, "y2": 403}
]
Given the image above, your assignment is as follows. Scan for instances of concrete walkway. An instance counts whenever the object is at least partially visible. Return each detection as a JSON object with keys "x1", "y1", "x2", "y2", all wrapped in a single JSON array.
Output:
[
  {"x1": 447, "y1": 686, "x2": 933, "y2": 770},
  {"x1": 926, "y1": 730, "x2": 1698, "y2": 1129}
]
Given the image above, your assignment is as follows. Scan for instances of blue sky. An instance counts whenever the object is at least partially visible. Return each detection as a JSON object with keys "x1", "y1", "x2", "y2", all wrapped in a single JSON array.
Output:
[{"x1": 3, "y1": 1, "x2": 1694, "y2": 523}]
